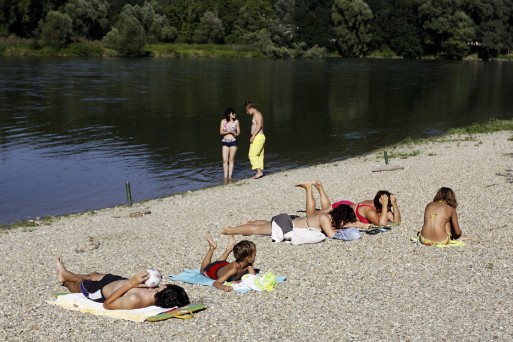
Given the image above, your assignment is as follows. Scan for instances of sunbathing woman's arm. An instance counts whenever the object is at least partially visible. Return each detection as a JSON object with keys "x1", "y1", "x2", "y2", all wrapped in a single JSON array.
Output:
[
  {"x1": 342, "y1": 221, "x2": 370, "y2": 229},
  {"x1": 390, "y1": 194, "x2": 401, "y2": 224},
  {"x1": 365, "y1": 203, "x2": 389, "y2": 226},
  {"x1": 449, "y1": 208, "x2": 462, "y2": 239}
]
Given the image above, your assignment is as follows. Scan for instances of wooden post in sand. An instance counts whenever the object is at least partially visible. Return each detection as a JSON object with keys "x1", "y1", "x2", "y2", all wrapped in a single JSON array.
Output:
[{"x1": 125, "y1": 181, "x2": 133, "y2": 207}]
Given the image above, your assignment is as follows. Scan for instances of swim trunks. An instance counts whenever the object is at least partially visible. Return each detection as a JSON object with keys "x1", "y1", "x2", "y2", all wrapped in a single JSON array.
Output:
[
  {"x1": 203, "y1": 261, "x2": 239, "y2": 281},
  {"x1": 249, "y1": 133, "x2": 265, "y2": 170},
  {"x1": 222, "y1": 138, "x2": 238, "y2": 147},
  {"x1": 80, "y1": 274, "x2": 127, "y2": 303},
  {"x1": 203, "y1": 260, "x2": 229, "y2": 280},
  {"x1": 271, "y1": 213, "x2": 298, "y2": 242}
]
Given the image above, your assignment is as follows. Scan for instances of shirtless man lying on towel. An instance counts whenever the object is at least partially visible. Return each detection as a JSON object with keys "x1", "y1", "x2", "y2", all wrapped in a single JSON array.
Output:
[{"x1": 55, "y1": 257, "x2": 189, "y2": 310}]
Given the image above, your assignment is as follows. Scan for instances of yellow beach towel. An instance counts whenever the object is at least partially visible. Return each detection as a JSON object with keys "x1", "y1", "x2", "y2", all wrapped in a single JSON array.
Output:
[{"x1": 47, "y1": 293, "x2": 174, "y2": 322}]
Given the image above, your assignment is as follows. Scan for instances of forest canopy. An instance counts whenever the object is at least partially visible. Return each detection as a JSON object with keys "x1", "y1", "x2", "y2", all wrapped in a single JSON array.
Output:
[{"x1": 1, "y1": 0, "x2": 512, "y2": 59}]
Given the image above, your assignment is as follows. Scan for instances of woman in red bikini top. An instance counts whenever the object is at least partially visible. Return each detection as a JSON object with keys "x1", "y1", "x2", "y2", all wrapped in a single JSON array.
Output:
[
  {"x1": 351, "y1": 190, "x2": 401, "y2": 226},
  {"x1": 296, "y1": 181, "x2": 401, "y2": 227}
]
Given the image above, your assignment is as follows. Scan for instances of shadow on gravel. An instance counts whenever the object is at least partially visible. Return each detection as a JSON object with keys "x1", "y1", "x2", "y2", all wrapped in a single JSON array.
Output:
[{"x1": 497, "y1": 164, "x2": 513, "y2": 184}]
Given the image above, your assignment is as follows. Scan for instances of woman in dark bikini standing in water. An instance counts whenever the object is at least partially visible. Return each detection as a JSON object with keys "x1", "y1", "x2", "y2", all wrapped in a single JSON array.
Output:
[{"x1": 219, "y1": 107, "x2": 240, "y2": 181}]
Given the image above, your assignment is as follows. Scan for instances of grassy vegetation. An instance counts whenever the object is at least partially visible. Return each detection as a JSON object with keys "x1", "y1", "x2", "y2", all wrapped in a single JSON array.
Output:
[
  {"x1": 447, "y1": 118, "x2": 513, "y2": 134},
  {"x1": 497, "y1": 53, "x2": 513, "y2": 61},
  {"x1": 377, "y1": 118, "x2": 513, "y2": 162},
  {"x1": 0, "y1": 216, "x2": 55, "y2": 232},
  {"x1": 387, "y1": 150, "x2": 421, "y2": 159},
  {"x1": 367, "y1": 48, "x2": 401, "y2": 59},
  {"x1": 0, "y1": 37, "x2": 106, "y2": 57},
  {"x1": 147, "y1": 43, "x2": 262, "y2": 58},
  {"x1": 0, "y1": 37, "x2": 263, "y2": 58}
]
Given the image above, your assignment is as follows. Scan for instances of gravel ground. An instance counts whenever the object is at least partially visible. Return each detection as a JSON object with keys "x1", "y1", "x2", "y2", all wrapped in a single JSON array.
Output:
[{"x1": 1, "y1": 131, "x2": 512, "y2": 341}]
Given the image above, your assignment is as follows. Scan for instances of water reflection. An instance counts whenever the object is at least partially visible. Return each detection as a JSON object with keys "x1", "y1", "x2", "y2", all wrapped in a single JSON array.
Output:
[{"x1": 0, "y1": 58, "x2": 512, "y2": 224}]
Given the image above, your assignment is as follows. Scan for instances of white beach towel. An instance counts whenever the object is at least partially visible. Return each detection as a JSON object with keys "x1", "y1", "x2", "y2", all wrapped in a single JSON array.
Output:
[{"x1": 47, "y1": 293, "x2": 174, "y2": 322}]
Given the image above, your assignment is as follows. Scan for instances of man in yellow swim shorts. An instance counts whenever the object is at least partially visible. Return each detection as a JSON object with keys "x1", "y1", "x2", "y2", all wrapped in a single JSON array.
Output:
[{"x1": 244, "y1": 101, "x2": 265, "y2": 179}]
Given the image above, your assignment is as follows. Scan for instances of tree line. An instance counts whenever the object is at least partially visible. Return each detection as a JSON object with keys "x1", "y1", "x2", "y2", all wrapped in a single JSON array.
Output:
[{"x1": 1, "y1": 0, "x2": 512, "y2": 60}]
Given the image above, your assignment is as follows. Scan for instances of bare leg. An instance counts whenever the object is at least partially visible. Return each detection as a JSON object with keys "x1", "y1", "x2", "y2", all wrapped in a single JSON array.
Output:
[
  {"x1": 296, "y1": 181, "x2": 317, "y2": 216},
  {"x1": 228, "y1": 146, "x2": 237, "y2": 179},
  {"x1": 200, "y1": 232, "x2": 218, "y2": 274},
  {"x1": 55, "y1": 257, "x2": 103, "y2": 293},
  {"x1": 313, "y1": 180, "x2": 332, "y2": 210},
  {"x1": 221, "y1": 221, "x2": 272, "y2": 235},
  {"x1": 222, "y1": 146, "x2": 230, "y2": 179},
  {"x1": 218, "y1": 236, "x2": 236, "y2": 261}
]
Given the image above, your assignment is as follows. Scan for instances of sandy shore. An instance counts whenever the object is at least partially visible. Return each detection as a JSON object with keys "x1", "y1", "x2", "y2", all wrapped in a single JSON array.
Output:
[{"x1": 1, "y1": 131, "x2": 512, "y2": 341}]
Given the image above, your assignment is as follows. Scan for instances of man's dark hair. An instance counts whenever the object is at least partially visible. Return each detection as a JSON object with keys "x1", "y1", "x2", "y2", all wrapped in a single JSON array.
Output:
[
  {"x1": 154, "y1": 284, "x2": 190, "y2": 308},
  {"x1": 331, "y1": 204, "x2": 357, "y2": 229}
]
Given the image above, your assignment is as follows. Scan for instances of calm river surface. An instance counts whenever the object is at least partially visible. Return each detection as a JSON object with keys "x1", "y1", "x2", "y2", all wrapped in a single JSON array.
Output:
[{"x1": 1, "y1": 57, "x2": 512, "y2": 224}]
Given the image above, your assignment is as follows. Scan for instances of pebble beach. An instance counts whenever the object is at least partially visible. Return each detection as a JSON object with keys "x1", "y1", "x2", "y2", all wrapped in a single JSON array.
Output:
[{"x1": 1, "y1": 130, "x2": 512, "y2": 341}]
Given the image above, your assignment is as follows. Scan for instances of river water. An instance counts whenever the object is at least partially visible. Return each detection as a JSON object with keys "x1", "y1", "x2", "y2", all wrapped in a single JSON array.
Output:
[{"x1": 1, "y1": 57, "x2": 512, "y2": 224}]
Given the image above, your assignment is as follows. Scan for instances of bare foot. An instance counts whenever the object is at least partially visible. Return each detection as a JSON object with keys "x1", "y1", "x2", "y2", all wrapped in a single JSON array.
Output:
[
  {"x1": 459, "y1": 235, "x2": 473, "y2": 241},
  {"x1": 206, "y1": 232, "x2": 217, "y2": 249},
  {"x1": 227, "y1": 236, "x2": 236, "y2": 251},
  {"x1": 313, "y1": 180, "x2": 323, "y2": 190},
  {"x1": 55, "y1": 257, "x2": 66, "y2": 283},
  {"x1": 221, "y1": 226, "x2": 232, "y2": 235},
  {"x1": 295, "y1": 181, "x2": 314, "y2": 189},
  {"x1": 252, "y1": 171, "x2": 264, "y2": 179}
]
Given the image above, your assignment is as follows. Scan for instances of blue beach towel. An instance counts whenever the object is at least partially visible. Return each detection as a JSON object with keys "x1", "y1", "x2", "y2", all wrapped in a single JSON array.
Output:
[
  {"x1": 169, "y1": 268, "x2": 287, "y2": 294},
  {"x1": 169, "y1": 268, "x2": 215, "y2": 286}
]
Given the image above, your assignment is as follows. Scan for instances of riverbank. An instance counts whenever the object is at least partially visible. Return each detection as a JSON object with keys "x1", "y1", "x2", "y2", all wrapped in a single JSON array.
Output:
[
  {"x1": 2, "y1": 38, "x2": 513, "y2": 61},
  {"x1": 1, "y1": 130, "x2": 512, "y2": 340}
]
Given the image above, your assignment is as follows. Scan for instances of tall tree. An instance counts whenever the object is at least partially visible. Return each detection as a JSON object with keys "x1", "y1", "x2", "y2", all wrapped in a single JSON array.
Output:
[
  {"x1": 295, "y1": 0, "x2": 333, "y2": 49},
  {"x1": 332, "y1": 0, "x2": 373, "y2": 57},
  {"x1": 216, "y1": 0, "x2": 245, "y2": 42},
  {"x1": 192, "y1": 10, "x2": 225, "y2": 43},
  {"x1": 367, "y1": 0, "x2": 423, "y2": 58},
  {"x1": 39, "y1": 10, "x2": 73, "y2": 47},
  {"x1": 269, "y1": 0, "x2": 296, "y2": 47},
  {"x1": 63, "y1": 0, "x2": 111, "y2": 40},
  {"x1": 419, "y1": 0, "x2": 475, "y2": 59},
  {"x1": 104, "y1": 4, "x2": 146, "y2": 55},
  {"x1": 0, "y1": 0, "x2": 67, "y2": 37},
  {"x1": 464, "y1": 0, "x2": 513, "y2": 59}
]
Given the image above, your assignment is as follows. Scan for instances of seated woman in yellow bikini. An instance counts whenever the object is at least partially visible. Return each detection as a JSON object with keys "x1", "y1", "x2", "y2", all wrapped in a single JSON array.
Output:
[{"x1": 419, "y1": 187, "x2": 466, "y2": 246}]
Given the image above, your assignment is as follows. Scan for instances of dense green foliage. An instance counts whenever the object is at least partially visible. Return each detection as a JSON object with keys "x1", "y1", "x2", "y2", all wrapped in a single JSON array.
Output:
[{"x1": 1, "y1": 0, "x2": 512, "y2": 59}]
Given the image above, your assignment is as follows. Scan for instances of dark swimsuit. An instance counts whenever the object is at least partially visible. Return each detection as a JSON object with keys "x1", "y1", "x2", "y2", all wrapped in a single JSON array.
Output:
[
  {"x1": 222, "y1": 138, "x2": 238, "y2": 147},
  {"x1": 203, "y1": 261, "x2": 238, "y2": 282},
  {"x1": 80, "y1": 274, "x2": 126, "y2": 303}
]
